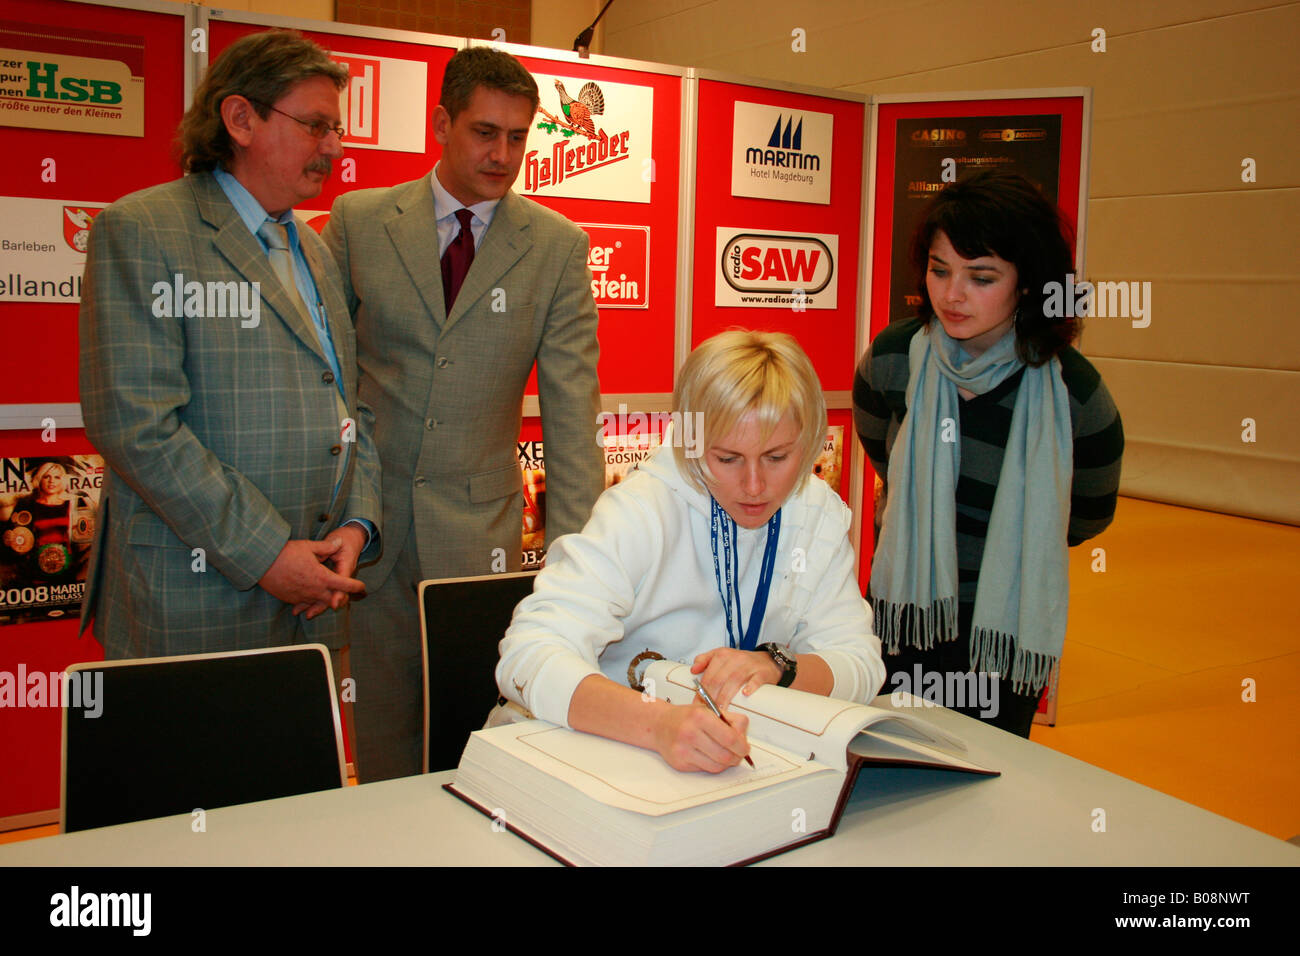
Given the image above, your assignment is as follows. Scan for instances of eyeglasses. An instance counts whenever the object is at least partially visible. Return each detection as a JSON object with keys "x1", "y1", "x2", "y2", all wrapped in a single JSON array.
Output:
[{"x1": 254, "y1": 100, "x2": 345, "y2": 140}]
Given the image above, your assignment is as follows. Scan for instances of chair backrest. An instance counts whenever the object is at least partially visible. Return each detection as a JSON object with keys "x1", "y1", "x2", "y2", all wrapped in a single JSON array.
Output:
[
  {"x1": 61, "y1": 644, "x2": 346, "y2": 833},
  {"x1": 419, "y1": 571, "x2": 537, "y2": 772}
]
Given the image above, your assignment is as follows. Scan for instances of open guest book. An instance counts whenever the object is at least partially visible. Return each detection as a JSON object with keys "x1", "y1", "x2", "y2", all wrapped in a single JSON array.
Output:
[{"x1": 446, "y1": 661, "x2": 997, "y2": 866}]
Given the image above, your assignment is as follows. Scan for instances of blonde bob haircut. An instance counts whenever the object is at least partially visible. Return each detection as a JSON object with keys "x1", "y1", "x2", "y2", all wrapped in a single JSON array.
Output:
[{"x1": 673, "y1": 330, "x2": 826, "y2": 494}]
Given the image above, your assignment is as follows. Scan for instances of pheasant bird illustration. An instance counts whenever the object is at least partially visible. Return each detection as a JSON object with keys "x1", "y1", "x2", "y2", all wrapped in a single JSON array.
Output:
[{"x1": 553, "y1": 79, "x2": 604, "y2": 138}]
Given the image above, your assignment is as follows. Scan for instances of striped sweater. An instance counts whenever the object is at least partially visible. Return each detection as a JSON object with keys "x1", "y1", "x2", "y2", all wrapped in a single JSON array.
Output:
[{"x1": 852, "y1": 318, "x2": 1124, "y2": 607}]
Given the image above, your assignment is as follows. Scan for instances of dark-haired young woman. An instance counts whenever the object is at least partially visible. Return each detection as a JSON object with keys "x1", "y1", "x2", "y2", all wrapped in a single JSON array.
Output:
[{"x1": 853, "y1": 170, "x2": 1124, "y2": 737}]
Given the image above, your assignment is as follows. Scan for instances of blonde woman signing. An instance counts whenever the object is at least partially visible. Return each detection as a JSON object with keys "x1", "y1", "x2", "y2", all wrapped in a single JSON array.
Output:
[{"x1": 498, "y1": 331, "x2": 885, "y2": 772}]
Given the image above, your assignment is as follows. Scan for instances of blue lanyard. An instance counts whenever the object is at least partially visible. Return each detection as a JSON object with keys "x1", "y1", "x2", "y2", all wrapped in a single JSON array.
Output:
[{"x1": 709, "y1": 497, "x2": 781, "y2": 651}]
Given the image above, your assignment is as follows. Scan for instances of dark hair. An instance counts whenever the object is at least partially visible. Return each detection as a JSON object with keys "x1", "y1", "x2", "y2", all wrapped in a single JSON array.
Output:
[
  {"x1": 178, "y1": 30, "x2": 347, "y2": 173},
  {"x1": 438, "y1": 47, "x2": 539, "y2": 121},
  {"x1": 910, "y1": 169, "x2": 1078, "y2": 365}
]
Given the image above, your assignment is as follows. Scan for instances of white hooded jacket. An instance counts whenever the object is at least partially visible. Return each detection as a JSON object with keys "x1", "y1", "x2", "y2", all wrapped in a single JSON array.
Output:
[{"x1": 496, "y1": 443, "x2": 886, "y2": 727}]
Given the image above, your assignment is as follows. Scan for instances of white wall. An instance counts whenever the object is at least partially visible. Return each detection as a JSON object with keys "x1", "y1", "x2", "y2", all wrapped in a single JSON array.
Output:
[{"x1": 604, "y1": 0, "x2": 1300, "y2": 523}]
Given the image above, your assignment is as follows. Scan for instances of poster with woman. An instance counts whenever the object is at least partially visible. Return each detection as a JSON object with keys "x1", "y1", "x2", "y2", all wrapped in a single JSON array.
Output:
[{"x1": 0, "y1": 455, "x2": 102, "y2": 625}]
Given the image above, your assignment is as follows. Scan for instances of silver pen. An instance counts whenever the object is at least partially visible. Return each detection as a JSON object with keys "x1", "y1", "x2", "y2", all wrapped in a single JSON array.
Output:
[{"x1": 694, "y1": 678, "x2": 755, "y2": 768}]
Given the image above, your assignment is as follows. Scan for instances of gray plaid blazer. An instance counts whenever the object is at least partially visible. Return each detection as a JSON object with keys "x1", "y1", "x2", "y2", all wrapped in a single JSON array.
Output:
[
  {"x1": 323, "y1": 179, "x2": 602, "y2": 585},
  {"x1": 78, "y1": 171, "x2": 382, "y2": 656}
]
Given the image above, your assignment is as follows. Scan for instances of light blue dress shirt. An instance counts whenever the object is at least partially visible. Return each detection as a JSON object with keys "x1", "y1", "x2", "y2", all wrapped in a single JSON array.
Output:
[{"x1": 212, "y1": 166, "x2": 344, "y2": 392}]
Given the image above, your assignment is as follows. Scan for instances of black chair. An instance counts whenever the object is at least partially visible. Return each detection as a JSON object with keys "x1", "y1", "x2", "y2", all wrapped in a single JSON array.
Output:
[
  {"x1": 420, "y1": 571, "x2": 538, "y2": 772},
  {"x1": 61, "y1": 644, "x2": 346, "y2": 833}
]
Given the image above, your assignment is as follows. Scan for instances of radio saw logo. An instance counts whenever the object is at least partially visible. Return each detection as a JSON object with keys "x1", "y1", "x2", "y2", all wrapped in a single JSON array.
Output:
[
  {"x1": 522, "y1": 73, "x2": 653, "y2": 204},
  {"x1": 62, "y1": 206, "x2": 103, "y2": 253},
  {"x1": 715, "y1": 228, "x2": 838, "y2": 309}
]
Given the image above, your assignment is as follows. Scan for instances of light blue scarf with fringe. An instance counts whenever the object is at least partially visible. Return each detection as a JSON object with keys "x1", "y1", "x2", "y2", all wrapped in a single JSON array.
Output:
[{"x1": 869, "y1": 323, "x2": 1072, "y2": 693}]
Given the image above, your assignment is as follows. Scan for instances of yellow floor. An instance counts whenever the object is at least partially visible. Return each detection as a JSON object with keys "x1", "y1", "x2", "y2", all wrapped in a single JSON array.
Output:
[
  {"x1": 1033, "y1": 496, "x2": 1300, "y2": 841},
  {"x1": 4, "y1": 496, "x2": 1297, "y2": 848}
]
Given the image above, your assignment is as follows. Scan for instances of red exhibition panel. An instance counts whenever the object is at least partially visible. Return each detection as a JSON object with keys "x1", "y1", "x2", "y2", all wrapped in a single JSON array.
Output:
[
  {"x1": 514, "y1": 53, "x2": 681, "y2": 397},
  {"x1": 2, "y1": 0, "x2": 189, "y2": 406},
  {"x1": 692, "y1": 79, "x2": 865, "y2": 395},
  {"x1": 210, "y1": 29, "x2": 681, "y2": 399},
  {"x1": 858, "y1": 96, "x2": 1086, "y2": 691},
  {"x1": 692, "y1": 78, "x2": 865, "y2": 509},
  {"x1": 869, "y1": 96, "x2": 1084, "y2": 339},
  {"x1": 858, "y1": 95, "x2": 1085, "y2": 597},
  {"x1": 0, "y1": 0, "x2": 190, "y2": 822}
]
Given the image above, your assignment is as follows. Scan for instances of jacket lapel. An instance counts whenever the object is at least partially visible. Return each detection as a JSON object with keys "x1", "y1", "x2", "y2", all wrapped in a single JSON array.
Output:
[
  {"x1": 385, "y1": 179, "x2": 449, "y2": 331},
  {"x1": 189, "y1": 172, "x2": 331, "y2": 368},
  {"x1": 297, "y1": 235, "x2": 351, "y2": 392}
]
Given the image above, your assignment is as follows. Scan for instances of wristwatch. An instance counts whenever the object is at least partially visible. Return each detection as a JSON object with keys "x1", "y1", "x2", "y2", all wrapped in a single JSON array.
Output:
[{"x1": 758, "y1": 643, "x2": 797, "y2": 688}]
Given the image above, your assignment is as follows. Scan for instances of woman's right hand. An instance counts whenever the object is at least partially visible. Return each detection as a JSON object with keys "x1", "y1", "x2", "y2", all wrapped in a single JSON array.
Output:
[
  {"x1": 567, "y1": 675, "x2": 752, "y2": 774},
  {"x1": 652, "y1": 702, "x2": 750, "y2": 773}
]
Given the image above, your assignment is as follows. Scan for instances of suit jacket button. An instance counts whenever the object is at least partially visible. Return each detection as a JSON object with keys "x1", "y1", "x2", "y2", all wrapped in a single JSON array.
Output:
[
  {"x1": 317, "y1": 512, "x2": 330, "y2": 523},
  {"x1": 436, "y1": 356, "x2": 449, "y2": 368},
  {"x1": 330, "y1": 445, "x2": 342, "y2": 456},
  {"x1": 425, "y1": 418, "x2": 436, "y2": 430},
  {"x1": 414, "y1": 476, "x2": 427, "y2": 487},
  {"x1": 322, "y1": 371, "x2": 335, "y2": 384}
]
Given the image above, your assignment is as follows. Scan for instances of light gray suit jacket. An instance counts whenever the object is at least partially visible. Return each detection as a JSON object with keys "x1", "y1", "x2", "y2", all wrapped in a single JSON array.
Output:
[
  {"x1": 78, "y1": 171, "x2": 382, "y2": 657},
  {"x1": 323, "y1": 178, "x2": 602, "y2": 585}
]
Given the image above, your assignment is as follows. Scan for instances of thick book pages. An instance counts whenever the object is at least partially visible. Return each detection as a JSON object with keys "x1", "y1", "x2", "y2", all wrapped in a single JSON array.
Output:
[
  {"x1": 447, "y1": 661, "x2": 996, "y2": 866},
  {"x1": 647, "y1": 662, "x2": 990, "y2": 773}
]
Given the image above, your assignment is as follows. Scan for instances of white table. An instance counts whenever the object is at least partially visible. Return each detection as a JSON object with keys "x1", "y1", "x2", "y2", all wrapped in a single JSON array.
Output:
[{"x1": 3, "y1": 699, "x2": 1296, "y2": 866}]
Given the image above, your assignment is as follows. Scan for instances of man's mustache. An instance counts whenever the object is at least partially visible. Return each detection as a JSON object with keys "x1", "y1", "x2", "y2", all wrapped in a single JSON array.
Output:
[{"x1": 306, "y1": 158, "x2": 332, "y2": 175}]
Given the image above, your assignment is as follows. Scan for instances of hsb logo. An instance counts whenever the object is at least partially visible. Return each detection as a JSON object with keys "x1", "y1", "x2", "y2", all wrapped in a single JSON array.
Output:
[{"x1": 25, "y1": 62, "x2": 122, "y2": 104}]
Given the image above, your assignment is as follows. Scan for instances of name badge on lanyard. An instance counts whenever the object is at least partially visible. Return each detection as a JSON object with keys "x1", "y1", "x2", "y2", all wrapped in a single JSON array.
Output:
[{"x1": 710, "y1": 497, "x2": 781, "y2": 651}]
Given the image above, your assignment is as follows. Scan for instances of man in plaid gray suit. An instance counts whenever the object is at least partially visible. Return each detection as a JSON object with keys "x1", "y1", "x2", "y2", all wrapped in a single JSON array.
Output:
[{"x1": 78, "y1": 31, "x2": 381, "y2": 659}]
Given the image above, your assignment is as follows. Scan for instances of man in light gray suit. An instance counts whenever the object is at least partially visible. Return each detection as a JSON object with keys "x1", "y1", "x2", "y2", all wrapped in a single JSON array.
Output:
[
  {"x1": 79, "y1": 31, "x2": 381, "y2": 660},
  {"x1": 324, "y1": 48, "x2": 603, "y2": 781}
]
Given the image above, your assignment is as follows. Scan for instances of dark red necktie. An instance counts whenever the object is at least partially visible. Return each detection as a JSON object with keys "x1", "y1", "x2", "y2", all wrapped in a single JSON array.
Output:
[{"x1": 440, "y1": 208, "x2": 475, "y2": 314}]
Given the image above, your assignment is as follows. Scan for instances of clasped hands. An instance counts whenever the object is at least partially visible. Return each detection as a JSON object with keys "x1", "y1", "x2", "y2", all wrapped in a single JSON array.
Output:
[
  {"x1": 652, "y1": 647, "x2": 782, "y2": 774},
  {"x1": 257, "y1": 524, "x2": 367, "y2": 620}
]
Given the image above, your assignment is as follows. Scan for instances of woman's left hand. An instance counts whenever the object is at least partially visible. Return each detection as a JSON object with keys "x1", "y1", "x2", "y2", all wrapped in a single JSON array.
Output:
[{"x1": 691, "y1": 647, "x2": 782, "y2": 712}]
